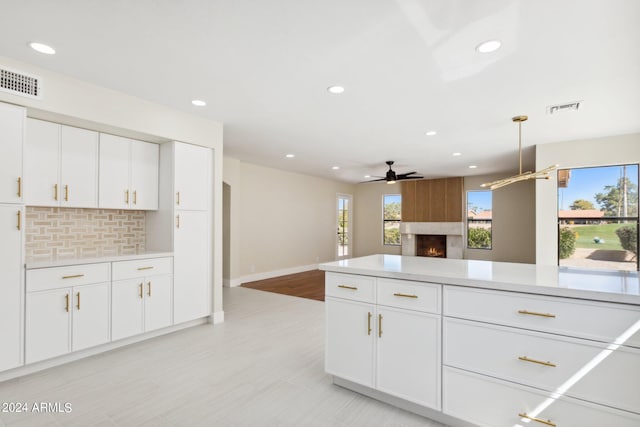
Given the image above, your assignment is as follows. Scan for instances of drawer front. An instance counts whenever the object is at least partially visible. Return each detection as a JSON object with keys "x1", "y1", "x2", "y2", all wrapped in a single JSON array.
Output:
[
  {"x1": 444, "y1": 318, "x2": 640, "y2": 413},
  {"x1": 27, "y1": 263, "x2": 111, "y2": 292},
  {"x1": 443, "y1": 366, "x2": 640, "y2": 427},
  {"x1": 325, "y1": 272, "x2": 375, "y2": 303},
  {"x1": 377, "y1": 278, "x2": 441, "y2": 314},
  {"x1": 443, "y1": 286, "x2": 640, "y2": 347},
  {"x1": 112, "y1": 257, "x2": 173, "y2": 281}
]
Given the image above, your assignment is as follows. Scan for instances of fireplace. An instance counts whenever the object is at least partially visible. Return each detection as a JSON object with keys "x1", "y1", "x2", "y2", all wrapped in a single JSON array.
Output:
[
  {"x1": 416, "y1": 234, "x2": 446, "y2": 258},
  {"x1": 400, "y1": 222, "x2": 464, "y2": 259}
]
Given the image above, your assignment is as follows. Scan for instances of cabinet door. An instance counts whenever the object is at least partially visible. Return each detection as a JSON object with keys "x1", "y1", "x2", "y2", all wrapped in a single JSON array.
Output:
[
  {"x1": 99, "y1": 133, "x2": 131, "y2": 209},
  {"x1": 174, "y1": 142, "x2": 210, "y2": 211},
  {"x1": 24, "y1": 118, "x2": 59, "y2": 206},
  {"x1": 325, "y1": 298, "x2": 375, "y2": 388},
  {"x1": 71, "y1": 282, "x2": 110, "y2": 351},
  {"x1": 111, "y1": 279, "x2": 144, "y2": 340},
  {"x1": 376, "y1": 307, "x2": 441, "y2": 409},
  {"x1": 26, "y1": 288, "x2": 71, "y2": 364},
  {"x1": 0, "y1": 103, "x2": 24, "y2": 204},
  {"x1": 144, "y1": 275, "x2": 172, "y2": 332},
  {"x1": 60, "y1": 125, "x2": 98, "y2": 208},
  {"x1": 174, "y1": 210, "x2": 210, "y2": 323},
  {"x1": 0, "y1": 205, "x2": 23, "y2": 372},
  {"x1": 130, "y1": 140, "x2": 159, "y2": 210}
]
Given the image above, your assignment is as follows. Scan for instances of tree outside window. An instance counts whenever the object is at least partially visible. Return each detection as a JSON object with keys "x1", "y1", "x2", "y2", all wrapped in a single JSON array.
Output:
[
  {"x1": 383, "y1": 195, "x2": 401, "y2": 245},
  {"x1": 467, "y1": 191, "x2": 492, "y2": 249}
]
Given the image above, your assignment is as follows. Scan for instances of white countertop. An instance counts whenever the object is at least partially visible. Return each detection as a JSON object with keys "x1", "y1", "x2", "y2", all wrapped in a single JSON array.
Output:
[
  {"x1": 25, "y1": 251, "x2": 174, "y2": 270},
  {"x1": 320, "y1": 255, "x2": 640, "y2": 305}
]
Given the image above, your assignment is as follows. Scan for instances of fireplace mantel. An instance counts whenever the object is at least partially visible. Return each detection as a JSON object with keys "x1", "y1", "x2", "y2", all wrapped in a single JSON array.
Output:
[{"x1": 400, "y1": 222, "x2": 464, "y2": 259}]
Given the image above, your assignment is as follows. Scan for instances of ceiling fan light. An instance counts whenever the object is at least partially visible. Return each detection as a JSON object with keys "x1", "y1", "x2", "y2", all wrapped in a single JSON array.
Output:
[{"x1": 386, "y1": 180, "x2": 396, "y2": 184}]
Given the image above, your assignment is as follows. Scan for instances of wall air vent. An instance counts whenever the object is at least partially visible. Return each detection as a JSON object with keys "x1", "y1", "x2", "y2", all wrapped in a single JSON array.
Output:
[
  {"x1": 0, "y1": 66, "x2": 42, "y2": 99},
  {"x1": 547, "y1": 101, "x2": 582, "y2": 115}
]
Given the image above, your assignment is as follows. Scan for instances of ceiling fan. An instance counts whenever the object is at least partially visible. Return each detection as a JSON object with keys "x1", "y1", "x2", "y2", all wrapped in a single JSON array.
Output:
[{"x1": 363, "y1": 161, "x2": 424, "y2": 184}]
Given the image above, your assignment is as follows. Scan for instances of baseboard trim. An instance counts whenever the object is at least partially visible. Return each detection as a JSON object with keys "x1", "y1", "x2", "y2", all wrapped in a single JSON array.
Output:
[
  {"x1": 212, "y1": 310, "x2": 225, "y2": 324},
  {"x1": 0, "y1": 318, "x2": 208, "y2": 383},
  {"x1": 229, "y1": 263, "x2": 319, "y2": 287}
]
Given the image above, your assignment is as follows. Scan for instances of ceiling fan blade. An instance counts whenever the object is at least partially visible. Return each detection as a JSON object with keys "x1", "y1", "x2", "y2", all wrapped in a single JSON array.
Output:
[
  {"x1": 397, "y1": 175, "x2": 424, "y2": 180},
  {"x1": 397, "y1": 171, "x2": 417, "y2": 178},
  {"x1": 360, "y1": 178, "x2": 387, "y2": 183}
]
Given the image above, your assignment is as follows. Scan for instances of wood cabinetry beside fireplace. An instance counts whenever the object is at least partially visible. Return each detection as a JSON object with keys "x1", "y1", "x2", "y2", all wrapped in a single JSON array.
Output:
[{"x1": 401, "y1": 177, "x2": 463, "y2": 223}]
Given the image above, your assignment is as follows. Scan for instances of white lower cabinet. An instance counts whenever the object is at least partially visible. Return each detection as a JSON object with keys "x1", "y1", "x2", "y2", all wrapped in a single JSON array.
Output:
[{"x1": 26, "y1": 282, "x2": 110, "y2": 364}]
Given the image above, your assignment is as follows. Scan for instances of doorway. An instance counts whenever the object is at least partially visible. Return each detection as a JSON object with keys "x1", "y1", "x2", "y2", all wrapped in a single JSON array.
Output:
[{"x1": 336, "y1": 194, "x2": 353, "y2": 260}]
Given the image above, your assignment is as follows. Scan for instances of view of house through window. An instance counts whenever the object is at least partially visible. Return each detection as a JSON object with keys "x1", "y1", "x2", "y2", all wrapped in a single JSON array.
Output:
[
  {"x1": 557, "y1": 164, "x2": 639, "y2": 271},
  {"x1": 467, "y1": 191, "x2": 492, "y2": 249},
  {"x1": 383, "y1": 195, "x2": 401, "y2": 245}
]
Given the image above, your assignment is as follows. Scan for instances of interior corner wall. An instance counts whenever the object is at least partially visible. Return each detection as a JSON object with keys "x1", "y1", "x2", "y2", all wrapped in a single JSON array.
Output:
[
  {"x1": 223, "y1": 157, "x2": 355, "y2": 284},
  {"x1": 536, "y1": 133, "x2": 640, "y2": 266},
  {"x1": 353, "y1": 182, "x2": 402, "y2": 257},
  {"x1": 464, "y1": 173, "x2": 536, "y2": 264}
]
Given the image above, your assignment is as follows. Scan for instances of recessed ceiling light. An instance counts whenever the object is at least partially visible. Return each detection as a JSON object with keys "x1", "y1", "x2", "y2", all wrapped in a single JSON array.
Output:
[
  {"x1": 452, "y1": 152, "x2": 462, "y2": 156},
  {"x1": 29, "y1": 42, "x2": 56, "y2": 55},
  {"x1": 425, "y1": 131, "x2": 437, "y2": 136},
  {"x1": 476, "y1": 40, "x2": 501, "y2": 53},
  {"x1": 285, "y1": 154, "x2": 295, "y2": 158},
  {"x1": 469, "y1": 165, "x2": 478, "y2": 169},
  {"x1": 327, "y1": 86, "x2": 345, "y2": 94},
  {"x1": 332, "y1": 166, "x2": 340, "y2": 170},
  {"x1": 191, "y1": 99, "x2": 207, "y2": 107}
]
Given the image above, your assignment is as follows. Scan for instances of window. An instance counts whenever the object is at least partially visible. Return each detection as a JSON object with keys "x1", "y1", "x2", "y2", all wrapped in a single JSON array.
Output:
[
  {"x1": 383, "y1": 194, "x2": 401, "y2": 245},
  {"x1": 557, "y1": 164, "x2": 639, "y2": 271},
  {"x1": 467, "y1": 191, "x2": 492, "y2": 249}
]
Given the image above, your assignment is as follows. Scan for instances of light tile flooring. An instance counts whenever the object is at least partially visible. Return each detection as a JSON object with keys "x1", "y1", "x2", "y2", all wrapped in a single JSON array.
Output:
[{"x1": 0, "y1": 287, "x2": 446, "y2": 427}]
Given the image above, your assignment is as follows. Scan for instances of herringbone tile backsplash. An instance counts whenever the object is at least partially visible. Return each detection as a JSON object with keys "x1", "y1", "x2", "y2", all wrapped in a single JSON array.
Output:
[{"x1": 25, "y1": 207, "x2": 146, "y2": 260}]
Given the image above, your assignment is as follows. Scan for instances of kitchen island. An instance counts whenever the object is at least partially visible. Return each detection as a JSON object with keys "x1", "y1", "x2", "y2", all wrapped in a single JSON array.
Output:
[{"x1": 320, "y1": 255, "x2": 640, "y2": 427}]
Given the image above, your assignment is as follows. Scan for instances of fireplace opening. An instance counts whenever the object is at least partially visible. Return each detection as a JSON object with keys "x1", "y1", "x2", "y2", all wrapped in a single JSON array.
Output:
[{"x1": 416, "y1": 234, "x2": 446, "y2": 258}]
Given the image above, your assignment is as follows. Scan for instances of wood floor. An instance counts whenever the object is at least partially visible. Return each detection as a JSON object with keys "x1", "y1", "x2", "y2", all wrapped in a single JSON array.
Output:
[
  {"x1": 0, "y1": 287, "x2": 446, "y2": 427},
  {"x1": 241, "y1": 269, "x2": 326, "y2": 301}
]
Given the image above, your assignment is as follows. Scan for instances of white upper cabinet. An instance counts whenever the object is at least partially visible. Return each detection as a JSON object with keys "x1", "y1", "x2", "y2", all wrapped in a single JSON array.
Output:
[
  {"x1": 25, "y1": 119, "x2": 98, "y2": 208},
  {"x1": 174, "y1": 142, "x2": 210, "y2": 211},
  {"x1": 99, "y1": 133, "x2": 159, "y2": 210},
  {"x1": 0, "y1": 102, "x2": 25, "y2": 204}
]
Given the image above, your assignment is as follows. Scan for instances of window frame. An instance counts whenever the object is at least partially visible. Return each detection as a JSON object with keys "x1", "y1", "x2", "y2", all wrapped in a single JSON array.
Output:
[
  {"x1": 382, "y1": 194, "x2": 401, "y2": 246},
  {"x1": 466, "y1": 190, "x2": 493, "y2": 250}
]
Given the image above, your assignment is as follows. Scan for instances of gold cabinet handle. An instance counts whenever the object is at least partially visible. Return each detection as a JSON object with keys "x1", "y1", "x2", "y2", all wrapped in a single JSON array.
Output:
[
  {"x1": 176, "y1": 214, "x2": 180, "y2": 228},
  {"x1": 139, "y1": 282, "x2": 144, "y2": 298},
  {"x1": 62, "y1": 274, "x2": 85, "y2": 279},
  {"x1": 393, "y1": 293, "x2": 418, "y2": 299},
  {"x1": 17, "y1": 177, "x2": 22, "y2": 197},
  {"x1": 338, "y1": 285, "x2": 358, "y2": 290},
  {"x1": 367, "y1": 312, "x2": 372, "y2": 336},
  {"x1": 137, "y1": 266, "x2": 154, "y2": 271},
  {"x1": 76, "y1": 292, "x2": 81, "y2": 310},
  {"x1": 125, "y1": 189, "x2": 129, "y2": 204},
  {"x1": 518, "y1": 310, "x2": 556, "y2": 318},
  {"x1": 147, "y1": 281, "x2": 152, "y2": 297},
  {"x1": 519, "y1": 413, "x2": 556, "y2": 427},
  {"x1": 54, "y1": 183, "x2": 58, "y2": 201},
  {"x1": 176, "y1": 191, "x2": 180, "y2": 206},
  {"x1": 518, "y1": 356, "x2": 556, "y2": 368},
  {"x1": 133, "y1": 190, "x2": 137, "y2": 205},
  {"x1": 378, "y1": 314, "x2": 383, "y2": 338},
  {"x1": 65, "y1": 293, "x2": 70, "y2": 312},
  {"x1": 16, "y1": 210, "x2": 21, "y2": 230},
  {"x1": 64, "y1": 184, "x2": 69, "y2": 201}
]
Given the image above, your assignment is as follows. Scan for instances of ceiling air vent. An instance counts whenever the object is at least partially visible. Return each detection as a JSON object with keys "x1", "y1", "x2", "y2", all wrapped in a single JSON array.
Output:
[
  {"x1": 0, "y1": 66, "x2": 42, "y2": 99},
  {"x1": 547, "y1": 101, "x2": 582, "y2": 115}
]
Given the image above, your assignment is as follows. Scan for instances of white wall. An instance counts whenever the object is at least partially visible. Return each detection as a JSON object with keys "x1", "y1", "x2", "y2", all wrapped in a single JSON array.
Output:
[
  {"x1": 0, "y1": 56, "x2": 225, "y2": 317},
  {"x1": 353, "y1": 182, "x2": 402, "y2": 257},
  {"x1": 536, "y1": 133, "x2": 640, "y2": 266},
  {"x1": 223, "y1": 157, "x2": 355, "y2": 285}
]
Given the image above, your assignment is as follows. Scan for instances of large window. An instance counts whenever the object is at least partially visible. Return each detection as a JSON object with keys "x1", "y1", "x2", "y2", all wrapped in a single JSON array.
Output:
[
  {"x1": 467, "y1": 191, "x2": 492, "y2": 249},
  {"x1": 383, "y1": 194, "x2": 401, "y2": 245},
  {"x1": 557, "y1": 164, "x2": 639, "y2": 271}
]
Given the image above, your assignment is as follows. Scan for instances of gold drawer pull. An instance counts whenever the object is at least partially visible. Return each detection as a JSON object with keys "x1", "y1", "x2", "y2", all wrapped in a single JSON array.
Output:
[
  {"x1": 378, "y1": 314, "x2": 383, "y2": 338},
  {"x1": 519, "y1": 356, "x2": 556, "y2": 368},
  {"x1": 137, "y1": 266, "x2": 154, "y2": 271},
  {"x1": 147, "y1": 281, "x2": 152, "y2": 297},
  {"x1": 17, "y1": 177, "x2": 22, "y2": 197},
  {"x1": 64, "y1": 184, "x2": 69, "y2": 201},
  {"x1": 133, "y1": 190, "x2": 137, "y2": 205},
  {"x1": 519, "y1": 413, "x2": 556, "y2": 427},
  {"x1": 139, "y1": 283, "x2": 144, "y2": 298},
  {"x1": 393, "y1": 292, "x2": 418, "y2": 299},
  {"x1": 338, "y1": 285, "x2": 358, "y2": 290},
  {"x1": 367, "y1": 312, "x2": 372, "y2": 336},
  {"x1": 54, "y1": 183, "x2": 58, "y2": 201},
  {"x1": 17, "y1": 210, "x2": 21, "y2": 230},
  {"x1": 65, "y1": 293, "x2": 70, "y2": 312},
  {"x1": 176, "y1": 214, "x2": 180, "y2": 228},
  {"x1": 125, "y1": 189, "x2": 130, "y2": 204},
  {"x1": 62, "y1": 274, "x2": 85, "y2": 279},
  {"x1": 76, "y1": 292, "x2": 81, "y2": 310},
  {"x1": 518, "y1": 310, "x2": 556, "y2": 318},
  {"x1": 176, "y1": 191, "x2": 180, "y2": 205}
]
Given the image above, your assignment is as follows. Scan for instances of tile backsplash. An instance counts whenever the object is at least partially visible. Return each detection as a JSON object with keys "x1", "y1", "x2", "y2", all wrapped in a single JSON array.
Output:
[{"x1": 25, "y1": 207, "x2": 146, "y2": 260}]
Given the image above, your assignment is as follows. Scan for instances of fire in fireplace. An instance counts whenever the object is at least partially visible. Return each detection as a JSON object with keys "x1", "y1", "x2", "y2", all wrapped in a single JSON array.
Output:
[{"x1": 416, "y1": 234, "x2": 446, "y2": 258}]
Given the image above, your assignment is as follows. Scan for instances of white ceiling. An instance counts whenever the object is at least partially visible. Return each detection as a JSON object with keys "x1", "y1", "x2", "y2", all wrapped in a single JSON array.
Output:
[{"x1": 1, "y1": 0, "x2": 639, "y2": 183}]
